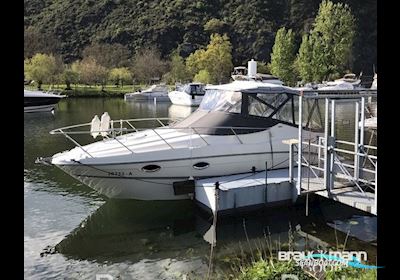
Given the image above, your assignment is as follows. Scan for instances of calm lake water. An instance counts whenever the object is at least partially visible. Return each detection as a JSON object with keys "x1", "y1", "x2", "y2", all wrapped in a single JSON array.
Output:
[{"x1": 24, "y1": 98, "x2": 377, "y2": 279}]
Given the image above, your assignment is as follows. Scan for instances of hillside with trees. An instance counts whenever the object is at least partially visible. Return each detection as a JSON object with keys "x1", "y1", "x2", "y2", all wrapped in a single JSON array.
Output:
[{"x1": 24, "y1": 0, "x2": 376, "y2": 74}]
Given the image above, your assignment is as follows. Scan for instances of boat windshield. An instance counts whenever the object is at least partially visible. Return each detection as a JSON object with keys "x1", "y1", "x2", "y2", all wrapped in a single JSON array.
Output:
[
  {"x1": 199, "y1": 89, "x2": 324, "y2": 131},
  {"x1": 200, "y1": 90, "x2": 242, "y2": 113},
  {"x1": 179, "y1": 84, "x2": 205, "y2": 95}
]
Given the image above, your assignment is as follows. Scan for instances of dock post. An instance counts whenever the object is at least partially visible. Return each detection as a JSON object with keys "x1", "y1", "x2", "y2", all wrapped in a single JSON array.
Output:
[
  {"x1": 289, "y1": 143, "x2": 294, "y2": 183},
  {"x1": 297, "y1": 93, "x2": 303, "y2": 195},
  {"x1": 329, "y1": 99, "x2": 336, "y2": 191},
  {"x1": 374, "y1": 161, "x2": 377, "y2": 215},
  {"x1": 354, "y1": 101, "x2": 360, "y2": 181},
  {"x1": 360, "y1": 97, "x2": 366, "y2": 178},
  {"x1": 324, "y1": 98, "x2": 330, "y2": 192}
]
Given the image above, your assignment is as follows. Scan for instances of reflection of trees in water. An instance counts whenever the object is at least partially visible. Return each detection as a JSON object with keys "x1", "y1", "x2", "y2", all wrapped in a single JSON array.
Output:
[{"x1": 55, "y1": 197, "x2": 376, "y2": 265}]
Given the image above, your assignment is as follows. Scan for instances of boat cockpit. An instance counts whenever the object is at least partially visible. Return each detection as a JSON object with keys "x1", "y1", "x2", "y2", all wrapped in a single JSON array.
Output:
[
  {"x1": 177, "y1": 83, "x2": 206, "y2": 97},
  {"x1": 173, "y1": 81, "x2": 325, "y2": 135}
]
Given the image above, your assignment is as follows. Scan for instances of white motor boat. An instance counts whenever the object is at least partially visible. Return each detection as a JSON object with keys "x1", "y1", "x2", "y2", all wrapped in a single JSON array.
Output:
[
  {"x1": 231, "y1": 60, "x2": 284, "y2": 85},
  {"x1": 124, "y1": 84, "x2": 169, "y2": 102},
  {"x1": 168, "y1": 83, "x2": 206, "y2": 106},
  {"x1": 24, "y1": 89, "x2": 65, "y2": 113},
  {"x1": 38, "y1": 81, "x2": 325, "y2": 200}
]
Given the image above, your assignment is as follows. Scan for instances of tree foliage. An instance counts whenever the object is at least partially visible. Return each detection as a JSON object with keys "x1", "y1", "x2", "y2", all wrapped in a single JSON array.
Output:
[
  {"x1": 193, "y1": 69, "x2": 212, "y2": 84},
  {"x1": 62, "y1": 66, "x2": 80, "y2": 90},
  {"x1": 109, "y1": 67, "x2": 132, "y2": 87},
  {"x1": 25, "y1": 0, "x2": 375, "y2": 74},
  {"x1": 82, "y1": 43, "x2": 131, "y2": 68},
  {"x1": 24, "y1": 53, "x2": 61, "y2": 89},
  {"x1": 296, "y1": 0, "x2": 356, "y2": 82},
  {"x1": 24, "y1": 26, "x2": 60, "y2": 59},
  {"x1": 74, "y1": 57, "x2": 109, "y2": 89},
  {"x1": 132, "y1": 48, "x2": 168, "y2": 84},
  {"x1": 163, "y1": 50, "x2": 191, "y2": 84},
  {"x1": 186, "y1": 33, "x2": 233, "y2": 84},
  {"x1": 269, "y1": 27, "x2": 297, "y2": 85}
]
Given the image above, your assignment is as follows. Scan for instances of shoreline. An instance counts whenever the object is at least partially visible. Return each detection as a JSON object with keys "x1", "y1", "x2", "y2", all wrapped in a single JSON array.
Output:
[{"x1": 24, "y1": 84, "x2": 174, "y2": 98}]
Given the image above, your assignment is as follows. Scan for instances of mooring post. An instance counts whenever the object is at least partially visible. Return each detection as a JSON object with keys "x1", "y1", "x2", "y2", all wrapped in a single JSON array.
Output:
[
  {"x1": 297, "y1": 93, "x2": 303, "y2": 195},
  {"x1": 324, "y1": 98, "x2": 330, "y2": 191},
  {"x1": 329, "y1": 99, "x2": 336, "y2": 191},
  {"x1": 360, "y1": 97, "x2": 366, "y2": 179},
  {"x1": 354, "y1": 101, "x2": 360, "y2": 181}
]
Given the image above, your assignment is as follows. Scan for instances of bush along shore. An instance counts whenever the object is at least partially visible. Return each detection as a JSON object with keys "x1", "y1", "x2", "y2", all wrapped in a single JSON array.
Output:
[{"x1": 200, "y1": 223, "x2": 378, "y2": 280}]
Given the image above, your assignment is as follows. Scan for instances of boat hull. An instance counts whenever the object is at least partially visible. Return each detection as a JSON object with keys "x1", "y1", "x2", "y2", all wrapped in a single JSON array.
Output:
[
  {"x1": 55, "y1": 151, "x2": 290, "y2": 200},
  {"x1": 124, "y1": 93, "x2": 170, "y2": 102},
  {"x1": 50, "y1": 124, "x2": 320, "y2": 200},
  {"x1": 24, "y1": 90, "x2": 64, "y2": 112},
  {"x1": 168, "y1": 91, "x2": 203, "y2": 106}
]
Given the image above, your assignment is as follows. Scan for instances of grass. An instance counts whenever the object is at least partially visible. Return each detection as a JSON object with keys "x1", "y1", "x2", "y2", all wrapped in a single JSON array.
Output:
[{"x1": 24, "y1": 84, "x2": 175, "y2": 97}]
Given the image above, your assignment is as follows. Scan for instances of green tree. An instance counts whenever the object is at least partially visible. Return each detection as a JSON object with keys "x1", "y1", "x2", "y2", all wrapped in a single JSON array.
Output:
[
  {"x1": 132, "y1": 48, "x2": 167, "y2": 84},
  {"x1": 62, "y1": 66, "x2": 80, "y2": 90},
  {"x1": 163, "y1": 50, "x2": 190, "y2": 84},
  {"x1": 204, "y1": 18, "x2": 227, "y2": 34},
  {"x1": 193, "y1": 69, "x2": 212, "y2": 84},
  {"x1": 186, "y1": 33, "x2": 233, "y2": 84},
  {"x1": 269, "y1": 27, "x2": 297, "y2": 86},
  {"x1": 75, "y1": 57, "x2": 108, "y2": 90},
  {"x1": 257, "y1": 62, "x2": 270, "y2": 74},
  {"x1": 109, "y1": 67, "x2": 132, "y2": 87},
  {"x1": 296, "y1": 34, "x2": 314, "y2": 82},
  {"x1": 24, "y1": 53, "x2": 59, "y2": 90},
  {"x1": 313, "y1": 0, "x2": 356, "y2": 78}
]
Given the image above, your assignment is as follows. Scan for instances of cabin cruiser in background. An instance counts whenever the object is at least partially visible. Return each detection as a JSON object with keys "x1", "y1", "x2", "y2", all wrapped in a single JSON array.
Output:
[
  {"x1": 231, "y1": 59, "x2": 284, "y2": 85},
  {"x1": 168, "y1": 83, "x2": 206, "y2": 106},
  {"x1": 124, "y1": 84, "x2": 170, "y2": 102},
  {"x1": 38, "y1": 80, "x2": 325, "y2": 200},
  {"x1": 320, "y1": 73, "x2": 362, "y2": 90},
  {"x1": 24, "y1": 89, "x2": 65, "y2": 113}
]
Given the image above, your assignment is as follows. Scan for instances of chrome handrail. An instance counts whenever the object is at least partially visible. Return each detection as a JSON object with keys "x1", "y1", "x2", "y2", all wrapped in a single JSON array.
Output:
[{"x1": 49, "y1": 117, "x2": 284, "y2": 156}]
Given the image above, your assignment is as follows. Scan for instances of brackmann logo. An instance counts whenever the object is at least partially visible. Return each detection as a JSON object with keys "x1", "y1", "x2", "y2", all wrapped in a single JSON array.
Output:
[{"x1": 278, "y1": 251, "x2": 383, "y2": 272}]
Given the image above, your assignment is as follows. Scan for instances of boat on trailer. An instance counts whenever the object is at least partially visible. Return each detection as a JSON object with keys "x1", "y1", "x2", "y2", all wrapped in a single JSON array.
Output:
[
  {"x1": 24, "y1": 89, "x2": 65, "y2": 113},
  {"x1": 37, "y1": 80, "x2": 327, "y2": 200}
]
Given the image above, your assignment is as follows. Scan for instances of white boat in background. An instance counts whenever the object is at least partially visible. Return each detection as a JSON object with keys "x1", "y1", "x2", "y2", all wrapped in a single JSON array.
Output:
[
  {"x1": 38, "y1": 80, "x2": 325, "y2": 200},
  {"x1": 24, "y1": 89, "x2": 65, "y2": 113},
  {"x1": 168, "y1": 83, "x2": 206, "y2": 106},
  {"x1": 124, "y1": 84, "x2": 169, "y2": 101}
]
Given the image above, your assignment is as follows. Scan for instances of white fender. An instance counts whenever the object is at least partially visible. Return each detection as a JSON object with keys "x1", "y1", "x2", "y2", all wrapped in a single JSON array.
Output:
[
  {"x1": 100, "y1": 112, "x2": 111, "y2": 137},
  {"x1": 90, "y1": 115, "x2": 101, "y2": 138}
]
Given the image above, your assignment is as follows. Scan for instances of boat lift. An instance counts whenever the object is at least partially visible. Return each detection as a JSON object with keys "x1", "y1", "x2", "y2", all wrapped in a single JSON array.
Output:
[
  {"x1": 288, "y1": 88, "x2": 377, "y2": 215},
  {"x1": 195, "y1": 88, "x2": 377, "y2": 216}
]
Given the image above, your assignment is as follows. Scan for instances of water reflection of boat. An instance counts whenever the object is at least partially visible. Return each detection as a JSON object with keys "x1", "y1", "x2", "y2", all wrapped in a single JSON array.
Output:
[
  {"x1": 168, "y1": 104, "x2": 196, "y2": 120},
  {"x1": 54, "y1": 197, "x2": 376, "y2": 264}
]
